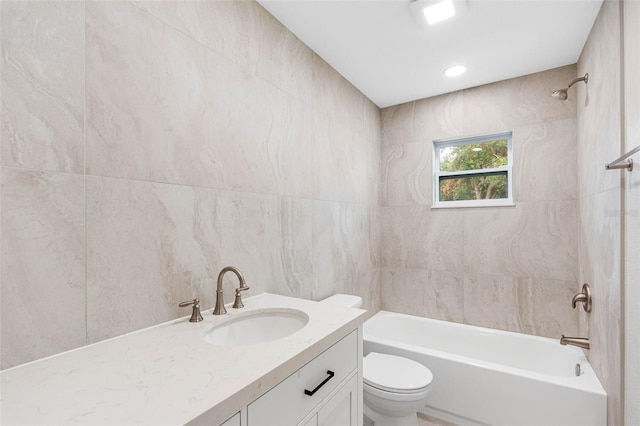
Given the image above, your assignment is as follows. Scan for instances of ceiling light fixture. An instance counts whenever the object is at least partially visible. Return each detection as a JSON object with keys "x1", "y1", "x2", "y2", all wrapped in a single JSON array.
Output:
[
  {"x1": 409, "y1": 0, "x2": 467, "y2": 27},
  {"x1": 444, "y1": 65, "x2": 467, "y2": 77},
  {"x1": 423, "y1": 0, "x2": 455, "y2": 24}
]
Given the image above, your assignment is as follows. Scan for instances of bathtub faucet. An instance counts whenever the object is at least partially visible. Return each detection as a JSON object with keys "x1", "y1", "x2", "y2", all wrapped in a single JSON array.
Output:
[{"x1": 560, "y1": 335, "x2": 590, "y2": 350}]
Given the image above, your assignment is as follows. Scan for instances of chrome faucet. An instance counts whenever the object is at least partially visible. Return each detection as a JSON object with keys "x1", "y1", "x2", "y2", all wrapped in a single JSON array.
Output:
[
  {"x1": 213, "y1": 266, "x2": 249, "y2": 315},
  {"x1": 560, "y1": 335, "x2": 590, "y2": 350}
]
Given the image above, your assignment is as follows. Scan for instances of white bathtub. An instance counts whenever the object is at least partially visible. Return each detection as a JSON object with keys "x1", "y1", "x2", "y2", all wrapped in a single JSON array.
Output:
[{"x1": 363, "y1": 311, "x2": 606, "y2": 426}]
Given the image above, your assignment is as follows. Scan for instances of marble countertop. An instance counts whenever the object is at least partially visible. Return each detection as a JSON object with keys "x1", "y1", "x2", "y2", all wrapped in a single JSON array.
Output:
[{"x1": 0, "y1": 293, "x2": 367, "y2": 425}]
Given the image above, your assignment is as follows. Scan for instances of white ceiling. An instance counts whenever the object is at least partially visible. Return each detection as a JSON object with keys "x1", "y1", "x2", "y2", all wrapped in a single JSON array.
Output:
[{"x1": 257, "y1": 0, "x2": 603, "y2": 108}]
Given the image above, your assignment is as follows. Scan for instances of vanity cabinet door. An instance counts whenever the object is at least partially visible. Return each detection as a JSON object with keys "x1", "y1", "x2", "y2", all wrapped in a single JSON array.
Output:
[
  {"x1": 298, "y1": 373, "x2": 358, "y2": 426},
  {"x1": 300, "y1": 414, "x2": 318, "y2": 426},
  {"x1": 317, "y1": 374, "x2": 358, "y2": 426}
]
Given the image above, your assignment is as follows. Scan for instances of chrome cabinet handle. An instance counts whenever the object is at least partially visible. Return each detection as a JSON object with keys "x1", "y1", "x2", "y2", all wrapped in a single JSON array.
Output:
[{"x1": 304, "y1": 370, "x2": 335, "y2": 396}]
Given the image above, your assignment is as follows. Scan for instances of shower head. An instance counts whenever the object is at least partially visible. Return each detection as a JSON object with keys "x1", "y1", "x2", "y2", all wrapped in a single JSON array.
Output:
[
  {"x1": 551, "y1": 89, "x2": 568, "y2": 100},
  {"x1": 551, "y1": 73, "x2": 588, "y2": 100}
]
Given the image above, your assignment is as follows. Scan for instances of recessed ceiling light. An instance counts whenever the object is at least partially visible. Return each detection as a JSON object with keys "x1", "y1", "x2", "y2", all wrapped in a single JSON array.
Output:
[
  {"x1": 409, "y1": 0, "x2": 467, "y2": 28},
  {"x1": 423, "y1": 0, "x2": 455, "y2": 25},
  {"x1": 444, "y1": 65, "x2": 467, "y2": 77}
]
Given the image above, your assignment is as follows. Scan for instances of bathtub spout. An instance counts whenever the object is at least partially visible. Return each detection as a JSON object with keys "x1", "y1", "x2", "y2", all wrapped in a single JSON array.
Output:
[{"x1": 560, "y1": 335, "x2": 590, "y2": 350}]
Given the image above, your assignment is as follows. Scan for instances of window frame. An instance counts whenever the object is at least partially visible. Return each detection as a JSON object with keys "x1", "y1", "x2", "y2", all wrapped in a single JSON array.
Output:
[{"x1": 433, "y1": 131, "x2": 514, "y2": 208}]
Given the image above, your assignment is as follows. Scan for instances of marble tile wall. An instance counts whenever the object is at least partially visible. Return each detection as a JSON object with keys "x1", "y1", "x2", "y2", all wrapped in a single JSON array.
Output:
[
  {"x1": 1, "y1": 1, "x2": 87, "y2": 369},
  {"x1": 380, "y1": 65, "x2": 580, "y2": 338},
  {"x1": 576, "y1": 0, "x2": 624, "y2": 423},
  {"x1": 0, "y1": 0, "x2": 381, "y2": 369}
]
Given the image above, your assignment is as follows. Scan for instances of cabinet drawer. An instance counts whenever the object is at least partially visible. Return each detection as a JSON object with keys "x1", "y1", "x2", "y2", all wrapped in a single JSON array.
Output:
[{"x1": 248, "y1": 331, "x2": 358, "y2": 425}]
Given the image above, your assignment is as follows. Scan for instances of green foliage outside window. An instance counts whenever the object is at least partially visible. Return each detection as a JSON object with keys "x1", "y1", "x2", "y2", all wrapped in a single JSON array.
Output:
[{"x1": 438, "y1": 139, "x2": 509, "y2": 201}]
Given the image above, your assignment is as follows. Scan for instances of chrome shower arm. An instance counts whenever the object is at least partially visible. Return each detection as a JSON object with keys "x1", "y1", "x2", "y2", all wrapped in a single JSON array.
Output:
[{"x1": 567, "y1": 73, "x2": 589, "y2": 88}]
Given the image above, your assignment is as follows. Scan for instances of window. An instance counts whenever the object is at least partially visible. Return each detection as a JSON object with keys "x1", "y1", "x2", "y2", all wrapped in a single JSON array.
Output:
[{"x1": 433, "y1": 132, "x2": 513, "y2": 208}]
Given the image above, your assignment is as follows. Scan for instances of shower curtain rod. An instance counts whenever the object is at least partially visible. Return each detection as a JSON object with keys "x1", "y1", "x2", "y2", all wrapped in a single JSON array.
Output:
[{"x1": 605, "y1": 144, "x2": 639, "y2": 171}]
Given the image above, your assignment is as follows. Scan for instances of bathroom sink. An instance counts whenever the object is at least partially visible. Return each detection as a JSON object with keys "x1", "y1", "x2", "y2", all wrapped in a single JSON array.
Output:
[{"x1": 203, "y1": 308, "x2": 309, "y2": 346}]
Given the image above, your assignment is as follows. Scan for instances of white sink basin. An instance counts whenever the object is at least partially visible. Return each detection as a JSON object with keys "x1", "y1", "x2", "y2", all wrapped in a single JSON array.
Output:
[{"x1": 203, "y1": 308, "x2": 309, "y2": 346}]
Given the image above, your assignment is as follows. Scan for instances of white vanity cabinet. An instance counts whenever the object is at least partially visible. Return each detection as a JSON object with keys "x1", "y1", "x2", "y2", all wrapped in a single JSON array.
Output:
[
  {"x1": 219, "y1": 412, "x2": 241, "y2": 426},
  {"x1": 299, "y1": 373, "x2": 358, "y2": 426},
  {"x1": 246, "y1": 330, "x2": 362, "y2": 426}
]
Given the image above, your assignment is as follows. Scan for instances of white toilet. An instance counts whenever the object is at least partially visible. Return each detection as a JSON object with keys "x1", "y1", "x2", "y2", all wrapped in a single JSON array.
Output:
[
  {"x1": 321, "y1": 294, "x2": 434, "y2": 426},
  {"x1": 362, "y1": 352, "x2": 432, "y2": 426}
]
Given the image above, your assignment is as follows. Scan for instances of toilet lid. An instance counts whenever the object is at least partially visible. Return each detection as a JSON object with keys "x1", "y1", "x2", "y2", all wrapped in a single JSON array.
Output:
[{"x1": 363, "y1": 352, "x2": 433, "y2": 393}]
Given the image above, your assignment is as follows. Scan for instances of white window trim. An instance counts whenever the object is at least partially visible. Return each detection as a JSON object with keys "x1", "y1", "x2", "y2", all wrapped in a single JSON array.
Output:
[{"x1": 433, "y1": 131, "x2": 514, "y2": 208}]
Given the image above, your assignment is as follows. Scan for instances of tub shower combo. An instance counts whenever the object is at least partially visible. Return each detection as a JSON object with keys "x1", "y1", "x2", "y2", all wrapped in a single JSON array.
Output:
[
  {"x1": 358, "y1": 73, "x2": 610, "y2": 426},
  {"x1": 363, "y1": 309, "x2": 606, "y2": 425},
  {"x1": 363, "y1": 282, "x2": 604, "y2": 425}
]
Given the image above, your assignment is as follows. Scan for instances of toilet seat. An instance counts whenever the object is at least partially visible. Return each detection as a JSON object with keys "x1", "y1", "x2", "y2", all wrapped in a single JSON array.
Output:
[
  {"x1": 363, "y1": 381, "x2": 431, "y2": 404},
  {"x1": 363, "y1": 352, "x2": 433, "y2": 394}
]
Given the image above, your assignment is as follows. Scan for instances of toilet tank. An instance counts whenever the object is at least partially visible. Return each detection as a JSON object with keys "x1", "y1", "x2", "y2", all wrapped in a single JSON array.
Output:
[{"x1": 320, "y1": 294, "x2": 363, "y2": 309}]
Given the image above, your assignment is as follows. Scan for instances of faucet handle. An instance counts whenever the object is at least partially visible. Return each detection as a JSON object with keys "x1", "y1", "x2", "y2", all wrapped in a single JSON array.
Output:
[
  {"x1": 571, "y1": 283, "x2": 592, "y2": 312},
  {"x1": 179, "y1": 299, "x2": 204, "y2": 322},
  {"x1": 232, "y1": 285, "x2": 251, "y2": 309}
]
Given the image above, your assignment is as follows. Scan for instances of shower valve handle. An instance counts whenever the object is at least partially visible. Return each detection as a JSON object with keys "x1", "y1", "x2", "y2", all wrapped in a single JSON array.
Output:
[{"x1": 571, "y1": 283, "x2": 592, "y2": 313}]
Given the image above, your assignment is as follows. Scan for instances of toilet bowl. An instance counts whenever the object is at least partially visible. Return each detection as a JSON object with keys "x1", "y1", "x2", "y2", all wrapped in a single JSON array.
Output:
[
  {"x1": 363, "y1": 352, "x2": 433, "y2": 426},
  {"x1": 320, "y1": 294, "x2": 433, "y2": 426}
]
